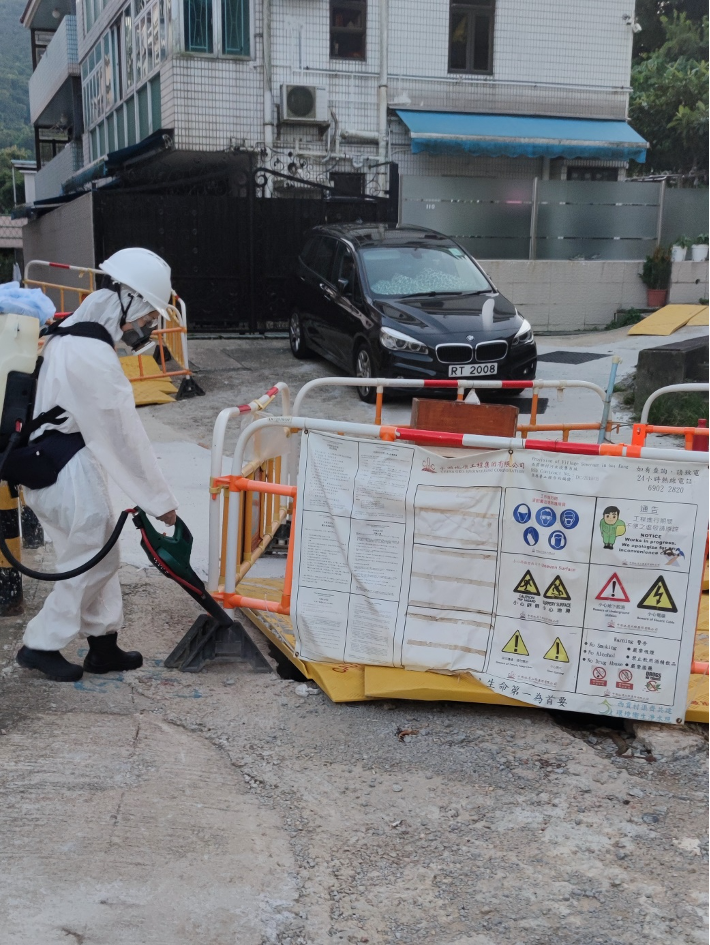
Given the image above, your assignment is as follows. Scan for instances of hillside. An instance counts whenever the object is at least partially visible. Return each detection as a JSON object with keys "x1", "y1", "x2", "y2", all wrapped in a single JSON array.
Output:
[{"x1": 0, "y1": 0, "x2": 33, "y2": 152}]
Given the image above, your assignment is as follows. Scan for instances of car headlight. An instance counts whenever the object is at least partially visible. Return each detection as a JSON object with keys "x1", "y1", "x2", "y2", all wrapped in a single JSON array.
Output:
[
  {"x1": 512, "y1": 317, "x2": 534, "y2": 346},
  {"x1": 379, "y1": 326, "x2": 428, "y2": 354}
]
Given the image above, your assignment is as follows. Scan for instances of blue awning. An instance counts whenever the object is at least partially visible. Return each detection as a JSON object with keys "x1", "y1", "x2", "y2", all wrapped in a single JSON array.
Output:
[{"x1": 395, "y1": 110, "x2": 648, "y2": 163}]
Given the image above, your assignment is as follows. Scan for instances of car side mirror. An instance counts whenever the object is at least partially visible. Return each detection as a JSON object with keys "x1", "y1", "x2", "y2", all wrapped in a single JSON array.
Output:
[{"x1": 337, "y1": 277, "x2": 350, "y2": 294}]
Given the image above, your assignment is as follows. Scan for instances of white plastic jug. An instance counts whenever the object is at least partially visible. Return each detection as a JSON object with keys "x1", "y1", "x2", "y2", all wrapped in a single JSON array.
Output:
[{"x1": 0, "y1": 313, "x2": 41, "y2": 431}]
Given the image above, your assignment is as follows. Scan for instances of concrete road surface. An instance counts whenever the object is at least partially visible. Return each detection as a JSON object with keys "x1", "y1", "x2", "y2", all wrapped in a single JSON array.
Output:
[{"x1": 1, "y1": 329, "x2": 707, "y2": 945}]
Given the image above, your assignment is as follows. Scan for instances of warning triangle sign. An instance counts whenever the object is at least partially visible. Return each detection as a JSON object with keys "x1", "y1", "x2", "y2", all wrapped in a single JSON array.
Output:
[
  {"x1": 543, "y1": 637, "x2": 570, "y2": 662},
  {"x1": 596, "y1": 572, "x2": 630, "y2": 602},
  {"x1": 543, "y1": 575, "x2": 571, "y2": 601},
  {"x1": 502, "y1": 631, "x2": 529, "y2": 656},
  {"x1": 514, "y1": 570, "x2": 540, "y2": 595},
  {"x1": 637, "y1": 575, "x2": 678, "y2": 613}
]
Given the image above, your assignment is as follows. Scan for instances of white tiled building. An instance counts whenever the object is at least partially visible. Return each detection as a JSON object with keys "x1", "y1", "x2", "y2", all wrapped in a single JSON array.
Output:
[{"x1": 23, "y1": 0, "x2": 647, "y2": 201}]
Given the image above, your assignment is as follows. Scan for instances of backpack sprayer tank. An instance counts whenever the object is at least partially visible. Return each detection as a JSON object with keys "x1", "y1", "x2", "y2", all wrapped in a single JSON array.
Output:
[{"x1": 0, "y1": 313, "x2": 41, "y2": 452}]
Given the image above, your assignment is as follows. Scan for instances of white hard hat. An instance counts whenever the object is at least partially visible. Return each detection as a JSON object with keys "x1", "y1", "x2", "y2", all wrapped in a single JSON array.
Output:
[{"x1": 99, "y1": 248, "x2": 173, "y2": 318}]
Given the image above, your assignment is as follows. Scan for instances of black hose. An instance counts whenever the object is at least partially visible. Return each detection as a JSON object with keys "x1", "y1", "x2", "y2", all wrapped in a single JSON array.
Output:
[{"x1": 0, "y1": 431, "x2": 132, "y2": 581}]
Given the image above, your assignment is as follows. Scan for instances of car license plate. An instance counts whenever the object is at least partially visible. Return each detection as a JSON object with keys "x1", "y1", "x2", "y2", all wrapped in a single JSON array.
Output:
[{"x1": 448, "y1": 363, "x2": 499, "y2": 377}]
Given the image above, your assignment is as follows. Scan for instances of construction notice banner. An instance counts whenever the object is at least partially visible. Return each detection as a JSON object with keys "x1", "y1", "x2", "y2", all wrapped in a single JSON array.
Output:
[{"x1": 291, "y1": 432, "x2": 708, "y2": 723}]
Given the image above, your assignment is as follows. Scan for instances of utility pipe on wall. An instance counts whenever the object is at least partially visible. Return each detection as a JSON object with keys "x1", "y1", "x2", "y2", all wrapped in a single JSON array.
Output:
[
  {"x1": 262, "y1": 0, "x2": 274, "y2": 155},
  {"x1": 377, "y1": 0, "x2": 389, "y2": 194}
]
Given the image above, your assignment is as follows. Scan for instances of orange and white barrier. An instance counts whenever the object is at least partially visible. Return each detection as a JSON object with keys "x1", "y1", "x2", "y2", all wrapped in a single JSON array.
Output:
[
  {"x1": 24, "y1": 259, "x2": 194, "y2": 391},
  {"x1": 207, "y1": 383, "x2": 291, "y2": 593},
  {"x1": 292, "y1": 376, "x2": 619, "y2": 443},
  {"x1": 212, "y1": 414, "x2": 708, "y2": 621},
  {"x1": 633, "y1": 383, "x2": 710, "y2": 451}
]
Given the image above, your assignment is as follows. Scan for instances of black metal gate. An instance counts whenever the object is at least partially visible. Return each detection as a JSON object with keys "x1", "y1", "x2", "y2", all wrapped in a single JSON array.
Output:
[{"x1": 93, "y1": 163, "x2": 397, "y2": 333}]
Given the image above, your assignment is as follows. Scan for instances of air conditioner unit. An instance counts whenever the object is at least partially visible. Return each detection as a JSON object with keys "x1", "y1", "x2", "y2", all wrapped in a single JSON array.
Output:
[{"x1": 280, "y1": 85, "x2": 328, "y2": 123}]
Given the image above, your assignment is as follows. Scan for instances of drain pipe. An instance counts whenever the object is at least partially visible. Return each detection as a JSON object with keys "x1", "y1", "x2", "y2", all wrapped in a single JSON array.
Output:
[
  {"x1": 262, "y1": 0, "x2": 274, "y2": 158},
  {"x1": 597, "y1": 355, "x2": 621, "y2": 444},
  {"x1": 377, "y1": 0, "x2": 389, "y2": 194}
]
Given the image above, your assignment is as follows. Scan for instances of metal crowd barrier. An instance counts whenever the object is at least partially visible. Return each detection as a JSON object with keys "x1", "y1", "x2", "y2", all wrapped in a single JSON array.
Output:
[
  {"x1": 23, "y1": 259, "x2": 194, "y2": 391},
  {"x1": 292, "y1": 372, "x2": 620, "y2": 444},
  {"x1": 210, "y1": 414, "x2": 708, "y2": 621},
  {"x1": 207, "y1": 384, "x2": 292, "y2": 595},
  {"x1": 633, "y1": 383, "x2": 710, "y2": 450}
]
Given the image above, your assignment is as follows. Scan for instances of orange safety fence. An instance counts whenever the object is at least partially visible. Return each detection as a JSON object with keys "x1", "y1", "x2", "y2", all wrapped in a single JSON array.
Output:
[{"x1": 207, "y1": 385, "x2": 292, "y2": 595}]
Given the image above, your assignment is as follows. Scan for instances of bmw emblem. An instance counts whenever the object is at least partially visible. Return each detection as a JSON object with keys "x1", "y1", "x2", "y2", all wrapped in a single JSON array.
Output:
[{"x1": 466, "y1": 335, "x2": 474, "y2": 341}]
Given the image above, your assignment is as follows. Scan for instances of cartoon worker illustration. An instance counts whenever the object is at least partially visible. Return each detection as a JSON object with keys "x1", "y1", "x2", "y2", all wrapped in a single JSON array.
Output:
[{"x1": 600, "y1": 506, "x2": 626, "y2": 549}]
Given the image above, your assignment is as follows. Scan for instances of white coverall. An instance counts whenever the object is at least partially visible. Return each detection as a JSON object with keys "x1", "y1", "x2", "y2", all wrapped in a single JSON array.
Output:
[{"x1": 23, "y1": 289, "x2": 178, "y2": 652}]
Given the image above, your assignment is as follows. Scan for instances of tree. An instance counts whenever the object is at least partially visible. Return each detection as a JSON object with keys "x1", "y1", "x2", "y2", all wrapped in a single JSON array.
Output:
[
  {"x1": 0, "y1": 0, "x2": 33, "y2": 153},
  {"x1": 633, "y1": 0, "x2": 708, "y2": 56},
  {"x1": 629, "y1": 13, "x2": 709, "y2": 175},
  {"x1": 0, "y1": 145, "x2": 29, "y2": 212}
]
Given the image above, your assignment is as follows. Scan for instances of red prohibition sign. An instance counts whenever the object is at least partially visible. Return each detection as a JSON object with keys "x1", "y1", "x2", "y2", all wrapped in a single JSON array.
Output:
[
  {"x1": 618, "y1": 669, "x2": 633, "y2": 682},
  {"x1": 593, "y1": 666, "x2": 606, "y2": 680}
]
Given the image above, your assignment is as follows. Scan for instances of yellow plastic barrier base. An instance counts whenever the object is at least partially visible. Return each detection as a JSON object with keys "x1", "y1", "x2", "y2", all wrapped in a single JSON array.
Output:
[
  {"x1": 120, "y1": 355, "x2": 178, "y2": 405},
  {"x1": 686, "y1": 306, "x2": 709, "y2": 327},
  {"x1": 238, "y1": 577, "x2": 709, "y2": 722},
  {"x1": 628, "y1": 304, "x2": 707, "y2": 336}
]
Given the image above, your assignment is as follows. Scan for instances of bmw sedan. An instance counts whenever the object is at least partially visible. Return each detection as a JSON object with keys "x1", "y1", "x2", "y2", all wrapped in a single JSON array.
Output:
[{"x1": 287, "y1": 223, "x2": 536, "y2": 401}]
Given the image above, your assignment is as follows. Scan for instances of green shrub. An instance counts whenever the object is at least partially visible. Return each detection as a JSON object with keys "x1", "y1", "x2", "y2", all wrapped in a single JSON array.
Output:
[{"x1": 640, "y1": 245, "x2": 672, "y2": 289}]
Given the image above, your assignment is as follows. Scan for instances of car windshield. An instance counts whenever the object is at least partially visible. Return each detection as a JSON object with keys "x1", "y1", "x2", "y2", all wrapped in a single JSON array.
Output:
[{"x1": 360, "y1": 245, "x2": 492, "y2": 298}]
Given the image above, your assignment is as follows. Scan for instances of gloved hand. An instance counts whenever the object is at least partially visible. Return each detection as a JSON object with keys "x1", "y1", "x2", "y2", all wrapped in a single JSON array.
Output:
[{"x1": 158, "y1": 510, "x2": 177, "y2": 527}]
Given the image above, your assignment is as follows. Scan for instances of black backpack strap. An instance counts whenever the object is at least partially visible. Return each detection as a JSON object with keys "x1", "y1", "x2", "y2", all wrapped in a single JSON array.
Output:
[
  {"x1": 41, "y1": 321, "x2": 115, "y2": 348},
  {"x1": 26, "y1": 405, "x2": 69, "y2": 437},
  {"x1": 27, "y1": 322, "x2": 115, "y2": 438}
]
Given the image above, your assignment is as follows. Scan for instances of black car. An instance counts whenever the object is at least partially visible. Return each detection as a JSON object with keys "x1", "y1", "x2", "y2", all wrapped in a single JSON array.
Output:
[{"x1": 286, "y1": 223, "x2": 536, "y2": 401}]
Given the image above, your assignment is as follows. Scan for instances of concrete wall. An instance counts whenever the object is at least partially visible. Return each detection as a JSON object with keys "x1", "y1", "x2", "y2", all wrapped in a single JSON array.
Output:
[
  {"x1": 479, "y1": 260, "x2": 709, "y2": 333},
  {"x1": 668, "y1": 261, "x2": 710, "y2": 305},
  {"x1": 22, "y1": 193, "x2": 96, "y2": 310}
]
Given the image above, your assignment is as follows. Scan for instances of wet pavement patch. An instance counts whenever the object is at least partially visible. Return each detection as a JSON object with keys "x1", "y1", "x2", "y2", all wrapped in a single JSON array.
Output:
[{"x1": 538, "y1": 351, "x2": 609, "y2": 364}]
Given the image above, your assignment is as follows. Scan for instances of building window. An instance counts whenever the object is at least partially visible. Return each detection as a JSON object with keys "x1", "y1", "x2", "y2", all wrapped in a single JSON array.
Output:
[
  {"x1": 330, "y1": 1, "x2": 366, "y2": 60},
  {"x1": 222, "y1": 0, "x2": 249, "y2": 55},
  {"x1": 566, "y1": 166, "x2": 619, "y2": 182},
  {"x1": 449, "y1": 0, "x2": 494, "y2": 74},
  {"x1": 123, "y1": 7, "x2": 134, "y2": 89},
  {"x1": 31, "y1": 30, "x2": 55, "y2": 68},
  {"x1": 330, "y1": 172, "x2": 365, "y2": 196},
  {"x1": 184, "y1": 0, "x2": 213, "y2": 52}
]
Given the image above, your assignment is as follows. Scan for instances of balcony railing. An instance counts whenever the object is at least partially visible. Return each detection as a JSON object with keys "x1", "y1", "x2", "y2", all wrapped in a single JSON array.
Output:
[
  {"x1": 34, "y1": 142, "x2": 84, "y2": 201},
  {"x1": 29, "y1": 16, "x2": 79, "y2": 125}
]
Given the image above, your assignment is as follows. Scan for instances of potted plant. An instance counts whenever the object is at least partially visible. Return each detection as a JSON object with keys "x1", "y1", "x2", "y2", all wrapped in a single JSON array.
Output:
[
  {"x1": 671, "y1": 235, "x2": 692, "y2": 262},
  {"x1": 691, "y1": 234, "x2": 709, "y2": 262},
  {"x1": 640, "y1": 245, "x2": 672, "y2": 307}
]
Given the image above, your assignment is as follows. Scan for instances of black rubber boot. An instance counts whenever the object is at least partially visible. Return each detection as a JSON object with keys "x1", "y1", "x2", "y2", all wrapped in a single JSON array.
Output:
[
  {"x1": 83, "y1": 632, "x2": 143, "y2": 674},
  {"x1": 16, "y1": 646, "x2": 84, "y2": 682}
]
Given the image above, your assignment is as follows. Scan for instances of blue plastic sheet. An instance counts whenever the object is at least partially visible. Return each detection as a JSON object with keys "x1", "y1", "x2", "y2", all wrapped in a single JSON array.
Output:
[{"x1": 0, "y1": 282, "x2": 56, "y2": 325}]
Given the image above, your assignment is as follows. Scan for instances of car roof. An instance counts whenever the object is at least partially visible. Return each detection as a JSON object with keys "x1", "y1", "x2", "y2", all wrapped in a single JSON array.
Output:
[{"x1": 308, "y1": 223, "x2": 454, "y2": 249}]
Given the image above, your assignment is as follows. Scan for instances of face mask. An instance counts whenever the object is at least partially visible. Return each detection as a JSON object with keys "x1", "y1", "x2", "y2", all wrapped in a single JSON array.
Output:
[
  {"x1": 116, "y1": 286, "x2": 157, "y2": 354},
  {"x1": 121, "y1": 321, "x2": 157, "y2": 355}
]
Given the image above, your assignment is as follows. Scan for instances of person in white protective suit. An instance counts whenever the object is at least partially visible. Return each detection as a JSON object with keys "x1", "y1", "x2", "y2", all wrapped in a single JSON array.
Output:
[{"x1": 16, "y1": 248, "x2": 178, "y2": 682}]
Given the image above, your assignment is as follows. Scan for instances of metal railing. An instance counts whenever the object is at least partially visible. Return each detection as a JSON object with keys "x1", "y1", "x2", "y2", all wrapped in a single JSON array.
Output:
[
  {"x1": 292, "y1": 374, "x2": 618, "y2": 443},
  {"x1": 207, "y1": 384, "x2": 292, "y2": 594}
]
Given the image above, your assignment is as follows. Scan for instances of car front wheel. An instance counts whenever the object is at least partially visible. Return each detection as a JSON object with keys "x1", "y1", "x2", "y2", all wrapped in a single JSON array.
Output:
[
  {"x1": 289, "y1": 310, "x2": 312, "y2": 359},
  {"x1": 354, "y1": 343, "x2": 377, "y2": 403}
]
